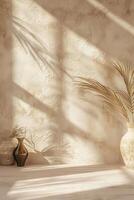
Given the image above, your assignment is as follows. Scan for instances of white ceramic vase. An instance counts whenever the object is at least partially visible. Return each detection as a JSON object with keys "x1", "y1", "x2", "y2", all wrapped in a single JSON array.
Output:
[{"x1": 120, "y1": 126, "x2": 134, "y2": 168}]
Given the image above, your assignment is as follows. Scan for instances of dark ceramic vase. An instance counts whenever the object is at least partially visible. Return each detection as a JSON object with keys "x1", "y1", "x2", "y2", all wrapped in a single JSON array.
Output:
[{"x1": 13, "y1": 138, "x2": 28, "y2": 167}]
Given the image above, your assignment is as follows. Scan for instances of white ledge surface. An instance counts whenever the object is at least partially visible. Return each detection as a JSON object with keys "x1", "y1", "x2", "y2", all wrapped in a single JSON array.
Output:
[{"x1": 0, "y1": 164, "x2": 134, "y2": 200}]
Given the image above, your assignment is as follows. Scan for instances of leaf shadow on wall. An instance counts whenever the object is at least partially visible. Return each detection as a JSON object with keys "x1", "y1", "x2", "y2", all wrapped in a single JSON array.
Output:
[
  {"x1": 12, "y1": 16, "x2": 72, "y2": 79},
  {"x1": 12, "y1": 16, "x2": 58, "y2": 75}
]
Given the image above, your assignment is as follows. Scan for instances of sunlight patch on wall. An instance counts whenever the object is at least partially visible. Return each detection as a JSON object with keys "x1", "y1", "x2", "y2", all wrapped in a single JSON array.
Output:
[
  {"x1": 10, "y1": 0, "x2": 131, "y2": 164},
  {"x1": 63, "y1": 29, "x2": 104, "y2": 59},
  {"x1": 87, "y1": 0, "x2": 134, "y2": 36}
]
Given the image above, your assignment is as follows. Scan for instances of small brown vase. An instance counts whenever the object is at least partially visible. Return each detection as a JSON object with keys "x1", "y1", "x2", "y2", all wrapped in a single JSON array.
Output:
[{"x1": 13, "y1": 138, "x2": 28, "y2": 167}]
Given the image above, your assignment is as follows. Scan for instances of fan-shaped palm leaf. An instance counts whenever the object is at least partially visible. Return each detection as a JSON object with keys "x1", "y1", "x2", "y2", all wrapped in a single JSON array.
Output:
[
  {"x1": 75, "y1": 61, "x2": 134, "y2": 124},
  {"x1": 113, "y1": 61, "x2": 134, "y2": 115},
  {"x1": 75, "y1": 77, "x2": 130, "y2": 121}
]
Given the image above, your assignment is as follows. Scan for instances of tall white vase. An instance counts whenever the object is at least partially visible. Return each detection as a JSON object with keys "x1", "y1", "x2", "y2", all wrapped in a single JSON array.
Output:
[{"x1": 120, "y1": 127, "x2": 134, "y2": 168}]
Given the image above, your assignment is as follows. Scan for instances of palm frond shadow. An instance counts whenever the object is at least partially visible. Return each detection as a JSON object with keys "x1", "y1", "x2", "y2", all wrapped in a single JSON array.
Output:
[
  {"x1": 25, "y1": 131, "x2": 70, "y2": 164},
  {"x1": 12, "y1": 16, "x2": 72, "y2": 79},
  {"x1": 75, "y1": 61, "x2": 134, "y2": 125}
]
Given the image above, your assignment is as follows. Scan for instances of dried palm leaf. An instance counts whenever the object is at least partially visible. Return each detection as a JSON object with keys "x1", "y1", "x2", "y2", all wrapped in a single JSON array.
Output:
[
  {"x1": 75, "y1": 76, "x2": 130, "y2": 121},
  {"x1": 75, "y1": 61, "x2": 134, "y2": 123},
  {"x1": 113, "y1": 61, "x2": 134, "y2": 115}
]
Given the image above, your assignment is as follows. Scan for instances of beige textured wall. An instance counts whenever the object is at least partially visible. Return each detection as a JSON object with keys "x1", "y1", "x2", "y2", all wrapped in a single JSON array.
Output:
[
  {"x1": 0, "y1": 0, "x2": 12, "y2": 136},
  {"x1": 0, "y1": 0, "x2": 134, "y2": 165}
]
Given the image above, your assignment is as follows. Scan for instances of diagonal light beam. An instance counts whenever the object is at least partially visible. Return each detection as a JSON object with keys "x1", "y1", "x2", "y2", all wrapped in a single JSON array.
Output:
[{"x1": 87, "y1": 0, "x2": 134, "y2": 36}]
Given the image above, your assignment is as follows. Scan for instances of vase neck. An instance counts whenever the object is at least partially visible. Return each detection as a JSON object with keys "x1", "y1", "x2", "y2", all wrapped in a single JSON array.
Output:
[
  {"x1": 16, "y1": 137, "x2": 27, "y2": 154},
  {"x1": 17, "y1": 138, "x2": 24, "y2": 144},
  {"x1": 127, "y1": 128, "x2": 134, "y2": 135}
]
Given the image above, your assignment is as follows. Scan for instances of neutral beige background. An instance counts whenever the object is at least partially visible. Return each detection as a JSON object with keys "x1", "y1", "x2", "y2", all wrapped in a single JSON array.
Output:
[{"x1": 0, "y1": 0, "x2": 134, "y2": 165}]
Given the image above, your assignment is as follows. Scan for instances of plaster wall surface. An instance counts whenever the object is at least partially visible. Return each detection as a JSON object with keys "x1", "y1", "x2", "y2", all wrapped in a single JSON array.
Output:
[{"x1": 0, "y1": 0, "x2": 134, "y2": 164}]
